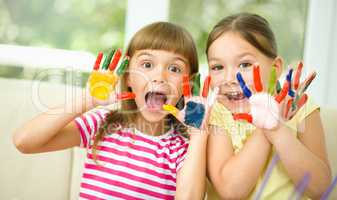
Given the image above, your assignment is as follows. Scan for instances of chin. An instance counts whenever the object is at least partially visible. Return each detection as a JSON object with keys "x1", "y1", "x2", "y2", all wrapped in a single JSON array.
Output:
[
  {"x1": 218, "y1": 98, "x2": 250, "y2": 113},
  {"x1": 139, "y1": 109, "x2": 167, "y2": 123}
]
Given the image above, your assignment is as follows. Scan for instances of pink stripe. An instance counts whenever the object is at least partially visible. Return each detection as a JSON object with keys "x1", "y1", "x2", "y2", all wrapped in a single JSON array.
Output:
[
  {"x1": 83, "y1": 173, "x2": 174, "y2": 199},
  {"x1": 79, "y1": 192, "x2": 105, "y2": 200},
  {"x1": 75, "y1": 119, "x2": 88, "y2": 148},
  {"x1": 82, "y1": 115, "x2": 92, "y2": 132},
  {"x1": 85, "y1": 163, "x2": 176, "y2": 191},
  {"x1": 87, "y1": 154, "x2": 176, "y2": 182},
  {"x1": 96, "y1": 145, "x2": 176, "y2": 174},
  {"x1": 89, "y1": 113, "x2": 98, "y2": 133},
  {"x1": 102, "y1": 137, "x2": 188, "y2": 163},
  {"x1": 95, "y1": 110, "x2": 107, "y2": 121},
  {"x1": 81, "y1": 182, "x2": 144, "y2": 200}
]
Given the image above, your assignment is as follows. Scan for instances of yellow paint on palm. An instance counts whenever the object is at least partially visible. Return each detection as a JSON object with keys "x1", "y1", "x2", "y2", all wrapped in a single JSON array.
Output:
[{"x1": 89, "y1": 71, "x2": 118, "y2": 100}]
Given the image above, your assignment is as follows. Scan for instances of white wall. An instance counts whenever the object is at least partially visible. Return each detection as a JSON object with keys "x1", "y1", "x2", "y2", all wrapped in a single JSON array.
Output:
[
  {"x1": 124, "y1": 0, "x2": 169, "y2": 46},
  {"x1": 304, "y1": 0, "x2": 337, "y2": 108}
]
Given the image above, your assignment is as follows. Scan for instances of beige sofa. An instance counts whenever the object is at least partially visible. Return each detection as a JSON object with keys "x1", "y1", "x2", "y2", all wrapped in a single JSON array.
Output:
[{"x1": 1, "y1": 78, "x2": 336, "y2": 199}]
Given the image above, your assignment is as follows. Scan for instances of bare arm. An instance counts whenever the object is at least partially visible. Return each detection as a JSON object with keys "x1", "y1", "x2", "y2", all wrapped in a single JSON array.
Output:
[
  {"x1": 13, "y1": 98, "x2": 93, "y2": 154},
  {"x1": 207, "y1": 125, "x2": 271, "y2": 199},
  {"x1": 265, "y1": 110, "x2": 331, "y2": 199},
  {"x1": 175, "y1": 129, "x2": 208, "y2": 200}
]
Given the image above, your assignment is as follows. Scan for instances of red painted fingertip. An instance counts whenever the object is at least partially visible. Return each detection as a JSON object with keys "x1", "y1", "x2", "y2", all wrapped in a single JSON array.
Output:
[
  {"x1": 183, "y1": 74, "x2": 191, "y2": 97},
  {"x1": 109, "y1": 48, "x2": 122, "y2": 71},
  {"x1": 253, "y1": 64, "x2": 263, "y2": 92},
  {"x1": 202, "y1": 76, "x2": 211, "y2": 98},
  {"x1": 294, "y1": 61, "x2": 303, "y2": 90},
  {"x1": 93, "y1": 52, "x2": 103, "y2": 70},
  {"x1": 117, "y1": 92, "x2": 136, "y2": 100},
  {"x1": 233, "y1": 113, "x2": 253, "y2": 123},
  {"x1": 275, "y1": 81, "x2": 289, "y2": 103}
]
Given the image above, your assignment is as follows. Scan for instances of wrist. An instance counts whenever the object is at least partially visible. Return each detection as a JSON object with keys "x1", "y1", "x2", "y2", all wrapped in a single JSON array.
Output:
[{"x1": 264, "y1": 124, "x2": 295, "y2": 145}]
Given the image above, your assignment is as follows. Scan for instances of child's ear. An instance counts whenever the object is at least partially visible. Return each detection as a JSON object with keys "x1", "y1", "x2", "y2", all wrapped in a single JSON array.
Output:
[{"x1": 272, "y1": 56, "x2": 283, "y2": 78}]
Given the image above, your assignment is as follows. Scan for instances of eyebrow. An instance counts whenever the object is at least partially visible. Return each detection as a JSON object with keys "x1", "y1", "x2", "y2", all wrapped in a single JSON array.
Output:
[
  {"x1": 173, "y1": 56, "x2": 188, "y2": 65},
  {"x1": 207, "y1": 57, "x2": 222, "y2": 63},
  {"x1": 208, "y1": 52, "x2": 255, "y2": 62},
  {"x1": 136, "y1": 52, "x2": 153, "y2": 58},
  {"x1": 235, "y1": 52, "x2": 255, "y2": 58}
]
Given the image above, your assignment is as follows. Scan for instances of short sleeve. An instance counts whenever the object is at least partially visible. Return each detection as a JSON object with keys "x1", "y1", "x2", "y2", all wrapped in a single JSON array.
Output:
[
  {"x1": 175, "y1": 137, "x2": 189, "y2": 172},
  {"x1": 74, "y1": 108, "x2": 109, "y2": 148}
]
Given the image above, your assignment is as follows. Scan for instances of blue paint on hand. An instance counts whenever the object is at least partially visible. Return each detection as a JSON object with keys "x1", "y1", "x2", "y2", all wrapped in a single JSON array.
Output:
[
  {"x1": 287, "y1": 69, "x2": 294, "y2": 97},
  {"x1": 237, "y1": 72, "x2": 252, "y2": 98},
  {"x1": 184, "y1": 101, "x2": 205, "y2": 128}
]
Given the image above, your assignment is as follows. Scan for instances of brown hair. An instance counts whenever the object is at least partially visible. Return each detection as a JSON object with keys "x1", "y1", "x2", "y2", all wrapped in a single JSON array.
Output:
[
  {"x1": 92, "y1": 22, "x2": 199, "y2": 161},
  {"x1": 206, "y1": 13, "x2": 277, "y2": 59}
]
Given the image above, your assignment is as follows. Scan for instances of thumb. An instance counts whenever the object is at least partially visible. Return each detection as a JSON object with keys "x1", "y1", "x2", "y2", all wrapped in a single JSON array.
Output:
[{"x1": 162, "y1": 104, "x2": 184, "y2": 122}]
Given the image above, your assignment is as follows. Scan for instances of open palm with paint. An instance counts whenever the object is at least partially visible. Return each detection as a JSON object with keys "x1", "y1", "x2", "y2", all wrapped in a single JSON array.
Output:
[
  {"x1": 162, "y1": 74, "x2": 218, "y2": 130},
  {"x1": 87, "y1": 49, "x2": 135, "y2": 106},
  {"x1": 233, "y1": 62, "x2": 316, "y2": 129}
]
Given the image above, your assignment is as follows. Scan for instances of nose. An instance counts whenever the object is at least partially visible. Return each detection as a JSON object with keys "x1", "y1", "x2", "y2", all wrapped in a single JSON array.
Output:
[
  {"x1": 151, "y1": 65, "x2": 166, "y2": 84},
  {"x1": 224, "y1": 67, "x2": 238, "y2": 84}
]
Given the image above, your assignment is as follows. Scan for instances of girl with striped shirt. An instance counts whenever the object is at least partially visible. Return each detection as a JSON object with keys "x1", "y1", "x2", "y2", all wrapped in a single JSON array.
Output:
[{"x1": 14, "y1": 22, "x2": 214, "y2": 200}]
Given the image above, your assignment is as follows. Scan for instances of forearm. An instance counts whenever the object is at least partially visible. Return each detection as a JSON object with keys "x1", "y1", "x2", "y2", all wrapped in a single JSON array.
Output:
[
  {"x1": 13, "y1": 97, "x2": 92, "y2": 153},
  {"x1": 217, "y1": 129, "x2": 271, "y2": 199},
  {"x1": 175, "y1": 130, "x2": 208, "y2": 200},
  {"x1": 268, "y1": 126, "x2": 331, "y2": 198}
]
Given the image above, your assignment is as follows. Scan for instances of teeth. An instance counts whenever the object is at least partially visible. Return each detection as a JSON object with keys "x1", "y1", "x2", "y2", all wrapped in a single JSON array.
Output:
[{"x1": 223, "y1": 91, "x2": 245, "y2": 101}]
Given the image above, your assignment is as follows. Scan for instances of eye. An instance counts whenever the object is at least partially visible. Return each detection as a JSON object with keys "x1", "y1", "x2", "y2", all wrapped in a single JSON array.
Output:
[
  {"x1": 142, "y1": 61, "x2": 153, "y2": 69},
  {"x1": 238, "y1": 63, "x2": 252, "y2": 69},
  {"x1": 211, "y1": 64, "x2": 224, "y2": 71},
  {"x1": 168, "y1": 65, "x2": 182, "y2": 73}
]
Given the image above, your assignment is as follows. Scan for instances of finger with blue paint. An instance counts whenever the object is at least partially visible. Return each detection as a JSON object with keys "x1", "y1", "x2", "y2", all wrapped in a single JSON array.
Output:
[
  {"x1": 236, "y1": 72, "x2": 252, "y2": 98},
  {"x1": 286, "y1": 68, "x2": 295, "y2": 97}
]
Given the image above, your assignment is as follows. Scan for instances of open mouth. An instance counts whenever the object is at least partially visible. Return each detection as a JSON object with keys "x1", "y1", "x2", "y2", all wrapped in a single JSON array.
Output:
[
  {"x1": 145, "y1": 91, "x2": 168, "y2": 110},
  {"x1": 223, "y1": 91, "x2": 246, "y2": 101}
]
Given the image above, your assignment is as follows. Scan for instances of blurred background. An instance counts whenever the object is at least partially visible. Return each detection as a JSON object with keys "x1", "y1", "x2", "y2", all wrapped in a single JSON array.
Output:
[{"x1": 0, "y1": 0, "x2": 336, "y2": 199}]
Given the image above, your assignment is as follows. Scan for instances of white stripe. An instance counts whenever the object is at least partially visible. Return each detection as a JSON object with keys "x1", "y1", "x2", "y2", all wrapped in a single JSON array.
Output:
[
  {"x1": 86, "y1": 149, "x2": 177, "y2": 179},
  {"x1": 86, "y1": 114, "x2": 97, "y2": 136},
  {"x1": 124, "y1": 128, "x2": 188, "y2": 148},
  {"x1": 81, "y1": 177, "x2": 165, "y2": 200},
  {"x1": 84, "y1": 160, "x2": 176, "y2": 187},
  {"x1": 100, "y1": 136, "x2": 186, "y2": 163},
  {"x1": 84, "y1": 168, "x2": 176, "y2": 195}
]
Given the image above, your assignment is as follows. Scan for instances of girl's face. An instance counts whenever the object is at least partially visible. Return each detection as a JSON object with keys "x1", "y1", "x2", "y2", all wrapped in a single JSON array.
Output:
[
  {"x1": 207, "y1": 32, "x2": 282, "y2": 113},
  {"x1": 127, "y1": 49, "x2": 190, "y2": 122}
]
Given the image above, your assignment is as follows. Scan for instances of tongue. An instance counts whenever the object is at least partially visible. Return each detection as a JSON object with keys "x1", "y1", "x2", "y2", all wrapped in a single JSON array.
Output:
[{"x1": 147, "y1": 94, "x2": 166, "y2": 110}]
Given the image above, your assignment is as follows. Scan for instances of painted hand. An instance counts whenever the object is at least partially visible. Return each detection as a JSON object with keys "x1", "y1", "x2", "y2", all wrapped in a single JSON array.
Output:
[
  {"x1": 233, "y1": 62, "x2": 316, "y2": 129},
  {"x1": 162, "y1": 74, "x2": 218, "y2": 130},
  {"x1": 87, "y1": 49, "x2": 135, "y2": 106}
]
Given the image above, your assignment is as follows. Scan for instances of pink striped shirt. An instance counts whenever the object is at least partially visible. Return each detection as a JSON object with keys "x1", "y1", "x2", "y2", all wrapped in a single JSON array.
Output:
[{"x1": 75, "y1": 108, "x2": 189, "y2": 200}]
